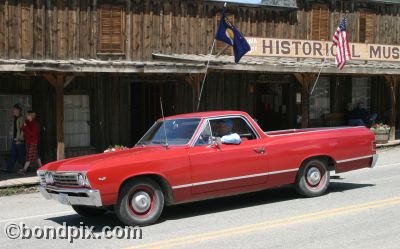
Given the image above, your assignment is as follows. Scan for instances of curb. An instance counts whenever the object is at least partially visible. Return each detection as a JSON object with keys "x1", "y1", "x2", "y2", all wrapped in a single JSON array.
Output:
[
  {"x1": 0, "y1": 177, "x2": 39, "y2": 189},
  {"x1": 376, "y1": 140, "x2": 400, "y2": 149}
]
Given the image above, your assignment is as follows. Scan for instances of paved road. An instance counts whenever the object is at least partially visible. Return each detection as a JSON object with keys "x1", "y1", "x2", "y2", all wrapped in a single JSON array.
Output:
[{"x1": 1, "y1": 147, "x2": 400, "y2": 249}]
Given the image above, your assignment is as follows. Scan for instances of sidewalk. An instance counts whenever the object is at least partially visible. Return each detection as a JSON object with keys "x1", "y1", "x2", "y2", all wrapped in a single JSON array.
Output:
[
  {"x1": 376, "y1": 139, "x2": 400, "y2": 148},
  {"x1": 0, "y1": 171, "x2": 39, "y2": 188}
]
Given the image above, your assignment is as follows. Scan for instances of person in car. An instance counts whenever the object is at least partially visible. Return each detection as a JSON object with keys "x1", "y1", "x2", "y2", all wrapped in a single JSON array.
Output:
[{"x1": 214, "y1": 119, "x2": 241, "y2": 145}]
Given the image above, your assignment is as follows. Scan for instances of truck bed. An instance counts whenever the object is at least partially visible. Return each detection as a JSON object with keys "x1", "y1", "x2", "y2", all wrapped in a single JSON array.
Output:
[{"x1": 265, "y1": 126, "x2": 359, "y2": 136}]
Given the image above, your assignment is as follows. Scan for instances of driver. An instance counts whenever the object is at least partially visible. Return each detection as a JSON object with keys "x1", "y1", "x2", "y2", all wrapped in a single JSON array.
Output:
[{"x1": 214, "y1": 119, "x2": 241, "y2": 145}]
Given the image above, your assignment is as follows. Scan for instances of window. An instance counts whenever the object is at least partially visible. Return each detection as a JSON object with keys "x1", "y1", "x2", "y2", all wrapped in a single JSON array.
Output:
[
  {"x1": 309, "y1": 77, "x2": 330, "y2": 120},
  {"x1": 359, "y1": 11, "x2": 375, "y2": 43},
  {"x1": 137, "y1": 118, "x2": 201, "y2": 146},
  {"x1": 64, "y1": 95, "x2": 90, "y2": 147},
  {"x1": 311, "y1": 5, "x2": 329, "y2": 40},
  {"x1": 195, "y1": 121, "x2": 213, "y2": 146},
  {"x1": 352, "y1": 78, "x2": 371, "y2": 109},
  {"x1": 0, "y1": 95, "x2": 32, "y2": 152},
  {"x1": 99, "y1": 5, "x2": 125, "y2": 53},
  {"x1": 194, "y1": 117, "x2": 257, "y2": 146}
]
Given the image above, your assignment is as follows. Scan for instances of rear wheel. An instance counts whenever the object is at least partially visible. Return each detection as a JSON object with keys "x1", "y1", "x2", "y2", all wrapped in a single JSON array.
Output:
[
  {"x1": 296, "y1": 158, "x2": 330, "y2": 197},
  {"x1": 114, "y1": 178, "x2": 164, "y2": 226},
  {"x1": 72, "y1": 205, "x2": 107, "y2": 217}
]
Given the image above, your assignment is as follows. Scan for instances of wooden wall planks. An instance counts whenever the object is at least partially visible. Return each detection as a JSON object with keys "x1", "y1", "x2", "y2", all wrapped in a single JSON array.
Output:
[{"x1": 0, "y1": 0, "x2": 400, "y2": 61}]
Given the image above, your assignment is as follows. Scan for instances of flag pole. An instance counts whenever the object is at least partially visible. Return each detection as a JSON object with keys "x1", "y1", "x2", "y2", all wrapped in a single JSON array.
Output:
[
  {"x1": 310, "y1": 57, "x2": 326, "y2": 95},
  {"x1": 311, "y1": 11, "x2": 349, "y2": 95},
  {"x1": 196, "y1": 38, "x2": 216, "y2": 111}
]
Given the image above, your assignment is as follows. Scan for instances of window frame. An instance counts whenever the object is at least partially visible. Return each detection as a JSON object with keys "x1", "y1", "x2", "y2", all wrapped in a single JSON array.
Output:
[
  {"x1": 98, "y1": 4, "x2": 125, "y2": 54},
  {"x1": 311, "y1": 4, "x2": 329, "y2": 41},
  {"x1": 351, "y1": 77, "x2": 372, "y2": 110},
  {"x1": 64, "y1": 94, "x2": 91, "y2": 148},
  {"x1": 191, "y1": 115, "x2": 260, "y2": 147},
  {"x1": 358, "y1": 10, "x2": 375, "y2": 43},
  {"x1": 309, "y1": 77, "x2": 331, "y2": 121}
]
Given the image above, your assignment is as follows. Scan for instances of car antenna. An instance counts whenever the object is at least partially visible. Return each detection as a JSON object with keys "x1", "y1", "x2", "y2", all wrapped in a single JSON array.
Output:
[{"x1": 160, "y1": 96, "x2": 169, "y2": 149}]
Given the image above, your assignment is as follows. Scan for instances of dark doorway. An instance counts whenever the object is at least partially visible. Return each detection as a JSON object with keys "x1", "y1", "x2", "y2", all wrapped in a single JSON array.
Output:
[
  {"x1": 131, "y1": 81, "x2": 176, "y2": 144},
  {"x1": 254, "y1": 81, "x2": 295, "y2": 131}
]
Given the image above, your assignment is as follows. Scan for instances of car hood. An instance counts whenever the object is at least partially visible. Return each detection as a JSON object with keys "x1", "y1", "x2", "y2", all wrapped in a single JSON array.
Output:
[{"x1": 41, "y1": 146, "x2": 176, "y2": 172}]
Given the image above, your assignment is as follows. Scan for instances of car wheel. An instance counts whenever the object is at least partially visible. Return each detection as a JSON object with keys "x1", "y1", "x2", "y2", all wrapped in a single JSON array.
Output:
[
  {"x1": 296, "y1": 158, "x2": 330, "y2": 197},
  {"x1": 72, "y1": 205, "x2": 107, "y2": 217},
  {"x1": 115, "y1": 177, "x2": 164, "y2": 226}
]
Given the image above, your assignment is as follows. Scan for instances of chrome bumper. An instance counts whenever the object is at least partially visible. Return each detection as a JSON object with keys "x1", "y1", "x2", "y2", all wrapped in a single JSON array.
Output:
[
  {"x1": 371, "y1": 154, "x2": 379, "y2": 168},
  {"x1": 38, "y1": 186, "x2": 102, "y2": 207}
]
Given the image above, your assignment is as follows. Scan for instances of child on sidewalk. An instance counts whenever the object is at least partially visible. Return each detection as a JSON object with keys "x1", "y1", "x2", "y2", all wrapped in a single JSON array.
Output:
[{"x1": 18, "y1": 111, "x2": 42, "y2": 175}]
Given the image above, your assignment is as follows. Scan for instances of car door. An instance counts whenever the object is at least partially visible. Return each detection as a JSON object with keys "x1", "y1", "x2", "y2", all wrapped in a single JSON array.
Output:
[{"x1": 188, "y1": 117, "x2": 268, "y2": 194}]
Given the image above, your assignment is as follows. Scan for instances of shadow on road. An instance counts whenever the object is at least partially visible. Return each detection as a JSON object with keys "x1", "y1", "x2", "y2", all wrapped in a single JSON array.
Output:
[
  {"x1": 328, "y1": 181, "x2": 375, "y2": 193},
  {"x1": 46, "y1": 181, "x2": 375, "y2": 229}
]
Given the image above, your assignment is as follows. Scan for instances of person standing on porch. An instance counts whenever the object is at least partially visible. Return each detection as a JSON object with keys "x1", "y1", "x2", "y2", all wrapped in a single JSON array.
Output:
[
  {"x1": 19, "y1": 111, "x2": 42, "y2": 175},
  {"x1": 3, "y1": 104, "x2": 25, "y2": 173}
]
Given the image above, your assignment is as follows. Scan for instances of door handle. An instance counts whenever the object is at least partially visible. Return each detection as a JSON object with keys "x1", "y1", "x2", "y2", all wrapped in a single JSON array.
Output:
[{"x1": 254, "y1": 147, "x2": 265, "y2": 154}]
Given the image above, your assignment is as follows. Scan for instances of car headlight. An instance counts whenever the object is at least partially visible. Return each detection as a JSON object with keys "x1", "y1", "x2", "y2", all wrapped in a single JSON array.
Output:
[
  {"x1": 45, "y1": 172, "x2": 54, "y2": 185},
  {"x1": 77, "y1": 173, "x2": 91, "y2": 188}
]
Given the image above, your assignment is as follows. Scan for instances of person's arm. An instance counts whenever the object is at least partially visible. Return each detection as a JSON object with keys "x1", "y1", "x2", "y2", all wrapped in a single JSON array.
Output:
[{"x1": 221, "y1": 133, "x2": 241, "y2": 145}]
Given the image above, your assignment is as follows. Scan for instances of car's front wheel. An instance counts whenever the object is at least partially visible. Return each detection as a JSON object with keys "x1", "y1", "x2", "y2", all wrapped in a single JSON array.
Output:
[
  {"x1": 296, "y1": 158, "x2": 330, "y2": 197},
  {"x1": 72, "y1": 205, "x2": 107, "y2": 217},
  {"x1": 114, "y1": 177, "x2": 164, "y2": 226}
]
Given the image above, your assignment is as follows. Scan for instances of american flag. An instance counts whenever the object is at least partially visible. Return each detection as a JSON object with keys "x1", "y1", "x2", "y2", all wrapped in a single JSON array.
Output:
[{"x1": 332, "y1": 17, "x2": 351, "y2": 70}]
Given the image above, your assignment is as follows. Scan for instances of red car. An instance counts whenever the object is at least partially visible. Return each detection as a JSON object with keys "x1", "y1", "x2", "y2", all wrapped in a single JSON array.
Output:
[{"x1": 38, "y1": 111, "x2": 378, "y2": 226}]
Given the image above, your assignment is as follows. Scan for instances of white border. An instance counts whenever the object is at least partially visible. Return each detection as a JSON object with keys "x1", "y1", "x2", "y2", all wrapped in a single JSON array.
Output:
[{"x1": 172, "y1": 168, "x2": 299, "y2": 190}]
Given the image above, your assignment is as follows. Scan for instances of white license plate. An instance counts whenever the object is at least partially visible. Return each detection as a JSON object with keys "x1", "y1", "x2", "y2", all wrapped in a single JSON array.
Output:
[{"x1": 58, "y1": 193, "x2": 70, "y2": 205}]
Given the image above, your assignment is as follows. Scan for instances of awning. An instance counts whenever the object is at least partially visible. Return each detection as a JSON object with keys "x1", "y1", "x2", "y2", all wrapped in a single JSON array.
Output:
[
  {"x1": 153, "y1": 53, "x2": 400, "y2": 75},
  {"x1": 0, "y1": 58, "x2": 205, "y2": 74},
  {"x1": 207, "y1": 0, "x2": 298, "y2": 9}
]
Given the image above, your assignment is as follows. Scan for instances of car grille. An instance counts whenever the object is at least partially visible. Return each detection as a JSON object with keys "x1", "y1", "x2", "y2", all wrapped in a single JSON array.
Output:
[
  {"x1": 53, "y1": 173, "x2": 79, "y2": 186},
  {"x1": 38, "y1": 172, "x2": 46, "y2": 186}
]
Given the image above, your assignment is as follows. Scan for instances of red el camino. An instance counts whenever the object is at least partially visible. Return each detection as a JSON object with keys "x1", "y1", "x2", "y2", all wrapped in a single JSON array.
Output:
[{"x1": 38, "y1": 111, "x2": 378, "y2": 226}]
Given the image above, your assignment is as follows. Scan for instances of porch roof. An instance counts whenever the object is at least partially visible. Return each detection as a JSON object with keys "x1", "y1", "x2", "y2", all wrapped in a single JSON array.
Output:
[
  {"x1": 1, "y1": 55, "x2": 399, "y2": 75},
  {"x1": 0, "y1": 58, "x2": 205, "y2": 74},
  {"x1": 152, "y1": 53, "x2": 400, "y2": 75}
]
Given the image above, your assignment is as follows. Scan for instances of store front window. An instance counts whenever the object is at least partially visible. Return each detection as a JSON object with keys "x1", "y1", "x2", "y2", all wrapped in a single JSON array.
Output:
[
  {"x1": 352, "y1": 78, "x2": 371, "y2": 109},
  {"x1": 64, "y1": 95, "x2": 91, "y2": 147},
  {"x1": 309, "y1": 77, "x2": 330, "y2": 121}
]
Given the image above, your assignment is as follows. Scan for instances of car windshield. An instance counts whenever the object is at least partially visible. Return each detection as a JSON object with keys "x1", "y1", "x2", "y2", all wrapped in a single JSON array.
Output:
[{"x1": 137, "y1": 118, "x2": 201, "y2": 146}]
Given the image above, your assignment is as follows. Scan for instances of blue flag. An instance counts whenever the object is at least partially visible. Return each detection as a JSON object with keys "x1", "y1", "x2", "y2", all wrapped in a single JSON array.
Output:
[{"x1": 215, "y1": 9, "x2": 251, "y2": 63}]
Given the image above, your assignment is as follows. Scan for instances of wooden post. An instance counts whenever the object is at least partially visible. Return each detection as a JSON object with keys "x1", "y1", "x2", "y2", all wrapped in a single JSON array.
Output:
[
  {"x1": 294, "y1": 73, "x2": 316, "y2": 128},
  {"x1": 43, "y1": 74, "x2": 67, "y2": 160},
  {"x1": 384, "y1": 76, "x2": 398, "y2": 141}
]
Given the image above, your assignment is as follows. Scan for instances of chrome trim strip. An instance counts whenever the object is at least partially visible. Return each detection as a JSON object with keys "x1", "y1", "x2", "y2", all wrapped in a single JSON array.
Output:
[
  {"x1": 336, "y1": 155, "x2": 373, "y2": 164},
  {"x1": 172, "y1": 168, "x2": 299, "y2": 190},
  {"x1": 266, "y1": 126, "x2": 364, "y2": 137}
]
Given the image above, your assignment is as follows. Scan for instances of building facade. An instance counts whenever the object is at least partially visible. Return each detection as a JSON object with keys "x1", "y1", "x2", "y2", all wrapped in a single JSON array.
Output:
[{"x1": 0, "y1": 0, "x2": 399, "y2": 163}]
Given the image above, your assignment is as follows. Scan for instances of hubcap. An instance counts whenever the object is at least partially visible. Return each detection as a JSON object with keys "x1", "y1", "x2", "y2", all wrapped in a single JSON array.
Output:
[
  {"x1": 307, "y1": 167, "x2": 321, "y2": 186},
  {"x1": 131, "y1": 191, "x2": 151, "y2": 213}
]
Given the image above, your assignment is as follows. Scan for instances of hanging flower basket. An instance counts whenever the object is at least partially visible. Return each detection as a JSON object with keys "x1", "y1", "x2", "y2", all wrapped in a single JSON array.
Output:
[
  {"x1": 370, "y1": 124, "x2": 391, "y2": 144},
  {"x1": 104, "y1": 145, "x2": 129, "y2": 153}
]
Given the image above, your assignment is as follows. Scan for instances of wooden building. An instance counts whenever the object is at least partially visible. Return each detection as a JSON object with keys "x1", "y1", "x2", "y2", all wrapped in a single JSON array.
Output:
[{"x1": 0, "y1": 0, "x2": 399, "y2": 163}]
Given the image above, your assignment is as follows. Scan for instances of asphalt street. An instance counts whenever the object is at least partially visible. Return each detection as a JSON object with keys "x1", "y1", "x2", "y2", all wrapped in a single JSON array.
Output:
[{"x1": 1, "y1": 146, "x2": 400, "y2": 249}]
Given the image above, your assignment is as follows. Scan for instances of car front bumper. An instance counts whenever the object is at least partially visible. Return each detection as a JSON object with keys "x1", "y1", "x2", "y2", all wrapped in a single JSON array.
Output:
[
  {"x1": 370, "y1": 154, "x2": 379, "y2": 168},
  {"x1": 38, "y1": 186, "x2": 102, "y2": 207}
]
